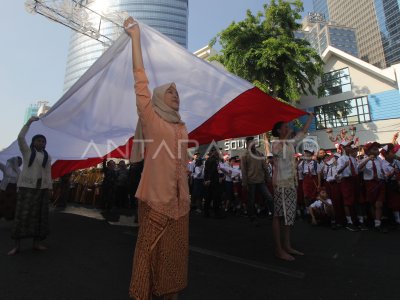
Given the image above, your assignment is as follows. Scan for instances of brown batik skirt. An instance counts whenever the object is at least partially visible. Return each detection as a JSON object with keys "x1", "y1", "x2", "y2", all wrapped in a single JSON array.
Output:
[
  {"x1": 11, "y1": 187, "x2": 50, "y2": 241},
  {"x1": 129, "y1": 202, "x2": 189, "y2": 300}
]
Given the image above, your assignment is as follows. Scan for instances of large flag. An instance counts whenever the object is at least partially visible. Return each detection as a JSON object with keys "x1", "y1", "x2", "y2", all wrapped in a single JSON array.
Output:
[{"x1": 0, "y1": 22, "x2": 306, "y2": 178}]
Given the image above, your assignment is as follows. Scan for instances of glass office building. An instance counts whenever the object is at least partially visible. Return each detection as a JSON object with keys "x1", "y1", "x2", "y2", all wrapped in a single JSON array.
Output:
[
  {"x1": 300, "y1": 21, "x2": 359, "y2": 58},
  {"x1": 374, "y1": 0, "x2": 400, "y2": 66},
  {"x1": 311, "y1": 0, "x2": 400, "y2": 67},
  {"x1": 64, "y1": 0, "x2": 189, "y2": 91},
  {"x1": 313, "y1": 0, "x2": 329, "y2": 20}
]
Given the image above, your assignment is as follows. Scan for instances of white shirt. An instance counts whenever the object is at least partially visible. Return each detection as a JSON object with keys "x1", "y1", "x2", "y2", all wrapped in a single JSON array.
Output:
[
  {"x1": 302, "y1": 160, "x2": 319, "y2": 176},
  {"x1": 297, "y1": 161, "x2": 304, "y2": 180},
  {"x1": 193, "y1": 165, "x2": 204, "y2": 180},
  {"x1": 318, "y1": 161, "x2": 327, "y2": 179},
  {"x1": 326, "y1": 163, "x2": 339, "y2": 182},
  {"x1": 337, "y1": 155, "x2": 358, "y2": 177},
  {"x1": 187, "y1": 160, "x2": 195, "y2": 177},
  {"x1": 310, "y1": 198, "x2": 332, "y2": 209},
  {"x1": 360, "y1": 157, "x2": 385, "y2": 180}
]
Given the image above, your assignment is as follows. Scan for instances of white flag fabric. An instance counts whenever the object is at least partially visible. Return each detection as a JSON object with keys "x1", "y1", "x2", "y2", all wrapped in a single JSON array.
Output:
[{"x1": 0, "y1": 22, "x2": 305, "y2": 178}]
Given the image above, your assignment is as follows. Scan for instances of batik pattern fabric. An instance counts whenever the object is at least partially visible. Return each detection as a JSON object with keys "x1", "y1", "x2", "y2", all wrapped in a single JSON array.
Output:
[
  {"x1": 273, "y1": 187, "x2": 297, "y2": 226},
  {"x1": 129, "y1": 202, "x2": 189, "y2": 300},
  {"x1": 11, "y1": 187, "x2": 50, "y2": 240}
]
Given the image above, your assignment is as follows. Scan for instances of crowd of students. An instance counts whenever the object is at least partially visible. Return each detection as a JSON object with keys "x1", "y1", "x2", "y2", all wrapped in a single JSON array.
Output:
[{"x1": 187, "y1": 134, "x2": 400, "y2": 233}]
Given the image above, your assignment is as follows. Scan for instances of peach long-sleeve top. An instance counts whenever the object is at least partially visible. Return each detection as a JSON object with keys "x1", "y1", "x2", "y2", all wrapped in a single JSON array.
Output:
[{"x1": 134, "y1": 69, "x2": 190, "y2": 220}]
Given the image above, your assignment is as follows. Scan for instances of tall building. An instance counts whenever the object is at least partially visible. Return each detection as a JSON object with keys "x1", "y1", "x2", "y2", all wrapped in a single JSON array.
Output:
[
  {"x1": 24, "y1": 101, "x2": 51, "y2": 123},
  {"x1": 299, "y1": 15, "x2": 359, "y2": 58},
  {"x1": 312, "y1": 0, "x2": 400, "y2": 68},
  {"x1": 64, "y1": 0, "x2": 189, "y2": 91}
]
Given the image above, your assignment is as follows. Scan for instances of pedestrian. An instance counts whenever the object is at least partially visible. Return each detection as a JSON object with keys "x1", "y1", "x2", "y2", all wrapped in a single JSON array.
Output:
[
  {"x1": 337, "y1": 141, "x2": 360, "y2": 232},
  {"x1": 324, "y1": 153, "x2": 344, "y2": 226},
  {"x1": 8, "y1": 116, "x2": 52, "y2": 255},
  {"x1": 125, "y1": 17, "x2": 189, "y2": 300},
  {"x1": 381, "y1": 144, "x2": 400, "y2": 228},
  {"x1": 240, "y1": 136, "x2": 273, "y2": 226},
  {"x1": 270, "y1": 112, "x2": 314, "y2": 261},
  {"x1": 309, "y1": 188, "x2": 335, "y2": 227},
  {"x1": 358, "y1": 141, "x2": 387, "y2": 232},
  {"x1": 204, "y1": 147, "x2": 224, "y2": 218},
  {"x1": 115, "y1": 160, "x2": 129, "y2": 208},
  {"x1": 101, "y1": 159, "x2": 117, "y2": 210},
  {"x1": 192, "y1": 158, "x2": 205, "y2": 213},
  {"x1": 301, "y1": 149, "x2": 320, "y2": 208},
  {"x1": 0, "y1": 156, "x2": 22, "y2": 220}
]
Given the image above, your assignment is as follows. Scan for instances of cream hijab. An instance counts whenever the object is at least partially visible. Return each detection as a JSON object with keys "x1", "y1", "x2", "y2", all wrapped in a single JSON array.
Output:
[{"x1": 130, "y1": 82, "x2": 184, "y2": 163}]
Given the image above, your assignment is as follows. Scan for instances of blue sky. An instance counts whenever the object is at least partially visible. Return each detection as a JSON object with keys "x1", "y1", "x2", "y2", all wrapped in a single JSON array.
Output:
[{"x1": 0, "y1": 0, "x2": 313, "y2": 150}]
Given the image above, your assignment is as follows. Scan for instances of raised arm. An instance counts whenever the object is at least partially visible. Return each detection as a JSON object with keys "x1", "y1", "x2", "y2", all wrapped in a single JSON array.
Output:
[
  {"x1": 301, "y1": 112, "x2": 315, "y2": 134},
  {"x1": 124, "y1": 17, "x2": 154, "y2": 122},
  {"x1": 18, "y1": 116, "x2": 39, "y2": 155}
]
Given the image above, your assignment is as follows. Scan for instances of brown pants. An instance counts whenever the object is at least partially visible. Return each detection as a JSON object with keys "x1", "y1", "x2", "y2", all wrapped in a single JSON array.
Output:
[{"x1": 129, "y1": 202, "x2": 189, "y2": 300}]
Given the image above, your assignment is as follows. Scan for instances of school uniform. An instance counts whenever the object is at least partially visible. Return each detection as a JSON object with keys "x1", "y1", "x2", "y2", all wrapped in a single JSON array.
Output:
[
  {"x1": 297, "y1": 160, "x2": 304, "y2": 205},
  {"x1": 337, "y1": 155, "x2": 358, "y2": 206},
  {"x1": 359, "y1": 157, "x2": 386, "y2": 204},
  {"x1": 325, "y1": 162, "x2": 344, "y2": 224},
  {"x1": 302, "y1": 159, "x2": 319, "y2": 200},
  {"x1": 382, "y1": 159, "x2": 400, "y2": 210}
]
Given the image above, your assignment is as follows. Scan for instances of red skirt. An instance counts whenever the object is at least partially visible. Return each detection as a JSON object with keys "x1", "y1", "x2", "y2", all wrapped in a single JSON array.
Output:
[
  {"x1": 297, "y1": 180, "x2": 304, "y2": 205},
  {"x1": 365, "y1": 180, "x2": 386, "y2": 204},
  {"x1": 386, "y1": 181, "x2": 400, "y2": 210},
  {"x1": 303, "y1": 175, "x2": 318, "y2": 199},
  {"x1": 326, "y1": 181, "x2": 345, "y2": 223},
  {"x1": 340, "y1": 177, "x2": 356, "y2": 206}
]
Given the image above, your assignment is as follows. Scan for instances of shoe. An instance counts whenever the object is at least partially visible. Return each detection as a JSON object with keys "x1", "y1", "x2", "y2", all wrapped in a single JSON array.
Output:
[
  {"x1": 358, "y1": 223, "x2": 368, "y2": 231},
  {"x1": 345, "y1": 223, "x2": 360, "y2": 232},
  {"x1": 195, "y1": 209, "x2": 202, "y2": 214},
  {"x1": 376, "y1": 225, "x2": 389, "y2": 233}
]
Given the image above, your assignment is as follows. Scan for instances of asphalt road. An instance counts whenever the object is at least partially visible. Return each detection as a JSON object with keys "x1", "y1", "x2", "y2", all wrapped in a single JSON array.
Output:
[{"x1": 1, "y1": 205, "x2": 399, "y2": 300}]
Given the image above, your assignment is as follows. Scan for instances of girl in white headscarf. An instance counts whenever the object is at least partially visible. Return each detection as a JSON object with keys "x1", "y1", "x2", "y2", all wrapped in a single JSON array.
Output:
[
  {"x1": 0, "y1": 156, "x2": 22, "y2": 220},
  {"x1": 124, "y1": 17, "x2": 189, "y2": 300}
]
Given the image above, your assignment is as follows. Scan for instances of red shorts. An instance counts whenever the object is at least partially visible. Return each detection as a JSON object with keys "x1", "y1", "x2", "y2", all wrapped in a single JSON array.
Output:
[
  {"x1": 297, "y1": 180, "x2": 304, "y2": 205},
  {"x1": 354, "y1": 175, "x2": 366, "y2": 204},
  {"x1": 303, "y1": 175, "x2": 318, "y2": 199},
  {"x1": 364, "y1": 180, "x2": 386, "y2": 204},
  {"x1": 340, "y1": 177, "x2": 356, "y2": 206},
  {"x1": 386, "y1": 181, "x2": 400, "y2": 210}
]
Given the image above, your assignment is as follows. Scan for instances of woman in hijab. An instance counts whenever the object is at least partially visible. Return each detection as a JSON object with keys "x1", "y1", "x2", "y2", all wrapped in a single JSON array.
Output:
[
  {"x1": 124, "y1": 17, "x2": 190, "y2": 300},
  {"x1": 8, "y1": 116, "x2": 52, "y2": 256},
  {"x1": 0, "y1": 156, "x2": 22, "y2": 220}
]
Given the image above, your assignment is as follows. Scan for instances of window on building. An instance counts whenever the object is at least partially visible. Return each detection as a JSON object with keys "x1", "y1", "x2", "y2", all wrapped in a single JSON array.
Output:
[
  {"x1": 321, "y1": 67, "x2": 351, "y2": 96},
  {"x1": 314, "y1": 96, "x2": 371, "y2": 129}
]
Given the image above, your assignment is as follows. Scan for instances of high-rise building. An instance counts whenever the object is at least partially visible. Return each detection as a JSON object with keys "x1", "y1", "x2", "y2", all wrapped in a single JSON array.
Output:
[
  {"x1": 63, "y1": 0, "x2": 189, "y2": 91},
  {"x1": 312, "y1": 0, "x2": 400, "y2": 68},
  {"x1": 24, "y1": 101, "x2": 51, "y2": 124},
  {"x1": 299, "y1": 15, "x2": 359, "y2": 58}
]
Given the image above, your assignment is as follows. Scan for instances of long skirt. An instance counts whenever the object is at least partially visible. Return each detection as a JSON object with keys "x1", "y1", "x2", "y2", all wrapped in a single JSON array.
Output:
[
  {"x1": 129, "y1": 202, "x2": 189, "y2": 300},
  {"x1": 12, "y1": 187, "x2": 50, "y2": 240},
  {"x1": 274, "y1": 187, "x2": 297, "y2": 226},
  {"x1": 0, "y1": 183, "x2": 18, "y2": 220}
]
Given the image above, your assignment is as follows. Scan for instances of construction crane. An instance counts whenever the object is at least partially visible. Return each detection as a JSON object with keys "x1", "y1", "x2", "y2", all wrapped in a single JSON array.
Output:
[{"x1": 24, "y1": 0, "x2": 128, "y2": 46}]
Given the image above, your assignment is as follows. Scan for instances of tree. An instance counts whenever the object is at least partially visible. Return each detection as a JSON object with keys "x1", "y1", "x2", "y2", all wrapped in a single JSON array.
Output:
[{"x1": 210, "y1": 0, "x2": 324, "y2": 104}]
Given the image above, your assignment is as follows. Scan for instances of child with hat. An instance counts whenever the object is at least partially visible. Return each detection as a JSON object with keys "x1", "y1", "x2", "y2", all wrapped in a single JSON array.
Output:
[
  {"x1": 358, "y1": 141, "x2": 387, "y2": 232},
  {"x1": 337, "y1": 141, "x2": 359, "y2": 231}
]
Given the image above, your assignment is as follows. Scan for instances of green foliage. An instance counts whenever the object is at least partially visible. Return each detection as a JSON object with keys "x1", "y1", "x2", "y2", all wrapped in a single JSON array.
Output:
[{"x1": 210, "y1": 0, "x2": 324, "y2": 104}]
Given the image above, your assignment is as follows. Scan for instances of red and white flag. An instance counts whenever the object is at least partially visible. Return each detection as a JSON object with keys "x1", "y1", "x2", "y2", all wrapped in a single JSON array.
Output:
[{"x1": 0, "y1": 22, "x2": 306, "y2": 178}]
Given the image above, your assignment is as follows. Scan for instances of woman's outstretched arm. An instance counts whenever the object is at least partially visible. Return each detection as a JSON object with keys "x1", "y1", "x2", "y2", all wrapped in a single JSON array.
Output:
[{"x1": 124, "y1": 17, "x2": 154, "y2": 122}]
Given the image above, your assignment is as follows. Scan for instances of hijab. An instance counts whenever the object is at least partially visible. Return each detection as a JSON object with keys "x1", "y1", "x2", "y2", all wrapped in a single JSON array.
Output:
[{"x1": 130, "y1": 83, "x2": 184, "y2": 163}]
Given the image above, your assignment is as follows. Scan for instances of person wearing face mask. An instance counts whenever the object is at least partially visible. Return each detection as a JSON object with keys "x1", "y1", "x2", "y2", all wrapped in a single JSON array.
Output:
[
  {"x1": 0, "y1": 156, "x2": 22, "y2": 220},
  {"x1": 8, "y1": 116, "x2": 52, "y2": 256},
  {"x1": 124, "y1": 17, "x2": 189, "y2": 300}
]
